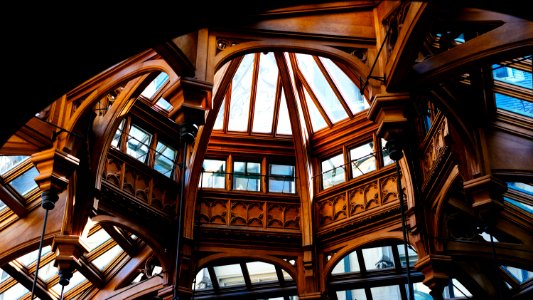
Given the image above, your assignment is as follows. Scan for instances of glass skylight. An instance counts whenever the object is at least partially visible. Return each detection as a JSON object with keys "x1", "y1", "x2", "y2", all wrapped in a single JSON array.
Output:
[
  {"x1": 140, "y1": 72, "x2": 169, "y2": 99},
  {"x1": 8, "y1": 167, "x2": 39, "y2": 196},
  {"x1": 0, "y1": 155, "x2": 29, "y2": 175}
]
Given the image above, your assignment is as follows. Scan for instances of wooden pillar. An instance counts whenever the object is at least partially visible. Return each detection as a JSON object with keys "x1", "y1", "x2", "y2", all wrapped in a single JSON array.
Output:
[{"x1": 367, "y1": 92, "x2": 412, "y2": 142}]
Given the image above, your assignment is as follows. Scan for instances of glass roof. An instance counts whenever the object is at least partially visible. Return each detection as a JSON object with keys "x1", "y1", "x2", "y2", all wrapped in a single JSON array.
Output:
[{"x1": 213, "y1": 51, "x2": 369, "y2": 137}]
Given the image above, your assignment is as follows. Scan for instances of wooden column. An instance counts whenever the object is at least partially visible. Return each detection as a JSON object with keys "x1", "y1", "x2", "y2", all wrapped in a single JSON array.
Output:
[
  {"x1": 367, "y1": 92, "x2": 412, "y2": 142},
  {"x1": 463, "y1": 175, "x2": 506, "y2": 226}
]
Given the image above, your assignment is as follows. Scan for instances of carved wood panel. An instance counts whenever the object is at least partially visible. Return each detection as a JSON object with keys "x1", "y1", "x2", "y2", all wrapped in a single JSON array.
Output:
[
  {"x1": 317, "y1": 171, "x2": 400, "y2": 228},
  {"x1": 198, "y1": 197, "x2": 300, "y2": 231}
]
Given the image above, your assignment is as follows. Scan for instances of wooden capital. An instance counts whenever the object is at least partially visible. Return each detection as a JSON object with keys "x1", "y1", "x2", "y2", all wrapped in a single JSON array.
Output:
[
  {"x1": 52, "y1": 235, "x2": 89, "y2": 270},
  {"x1": 367, "y1": 92, "x2": 411, "y2": 141},
  {"x1": 30, "y1": 148, "x2": 80, "y2": 193},
  {"x1": 463, "y1": 175, "x2": 506, "y2": 223},
  {"x1": 414, "y1": 254, "x2": 452, "y2": 295},
  {"x1": 169, "y1": 77, "x2": 212, "y2": 126}
]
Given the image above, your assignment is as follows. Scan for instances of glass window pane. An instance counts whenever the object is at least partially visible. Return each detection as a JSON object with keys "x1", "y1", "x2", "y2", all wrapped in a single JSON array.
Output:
[
  {"x1": 350, "y1": 142, "x2": 376, "y2": 178},
  {"x1": 396, "y1": 244, "x2": 418, "y2": 267},
  {"x1": 362, "y1": 246, "x2": 394, "y2": 271},
  {"x1": 322, "y1": 154, "x2": 345, "y2": 189},
  {"x1": 336, "y1": 288, "x2": 367, "y2": 300},
  {"x1": 155, "y1": 97, "x2": 173, "y2": 111},
  {"x1": 51, "y1": 270, "x2": 86, "y2": 294},
  {"x1": 0, "y1": 282, "x2": 28, "y2": 299},
  {"x1": 111, "y1": 119, "x2": 125, "y2": 149},
  {"x1": 320, "y1": 57, "x2": 369, "y2": 114},
  {"x1": 276, "y1": 89, "x2": 292, "y2": 135},
  {"x1": 9, "y1": 166, "x2": 39, "y2": 196},
  {"x1": 495, "y1": 93, "x2": 533, "y2": 118},
  {"x1": 269, "y1": 164, "x2": 295, "y2": 193},
  {"x1": 228, "y1": 53, "x2": 255, "y2": 132},
  {"x1": 0, "y1": 200, "x2": 6, "y2": 211},
  {"x1": 252, "y1": 52, "x2": 278, "y2": 133},
  {"x1": 370, "y1": 285, "x2": 401, "y2": 300},
  {"x1": 126, "y1": 124, "x2": 152, "y2": 163},
  {"x1": 492, "y1": 64, "x2": 532, "y2": 89},
  {"x1": 194, "y1": 267, "x2": 213, "y2": 290},
  {"x1": 381, "y1": 138, "x2": 394, "y2": 166},
  {"x1": 505, "y1": 197, "x2": 533, "y2": 214},
  {"x1": 140, "y1": 72, "x2": 169, "y2": 99},
  {"x1": 201, "y1": 159, "x2": 226, "y2": 189},
  {"x1": 233, "y1": 161, "x2": 261, "y2": 191},
  {"x1": 0, "y1": 155, "x2": 29, "y2": 175},
  {"x1": 507, "y1": 182, "x2": 533, "y2": 195},
  {"x1": 154, "y1": 141, "x2": 176, "y2": 177},
  {"x1": 331, "y1": 250, "x2": 360, "y2": 274},
  {"x1": 214, "y1": 264, "x2": 245, "y2": 287},
  {"x1": 245, "y1": 261, "x2": 278, "y2": 284}
]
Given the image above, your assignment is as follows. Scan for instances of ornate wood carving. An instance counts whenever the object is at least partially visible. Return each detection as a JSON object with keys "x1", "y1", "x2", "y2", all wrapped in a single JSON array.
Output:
[
  {"x1": 317, "y1": 170, "x2": 400, "y2": 228},
  {"x1": 421, "y1": 116, "x2": 450, "y2": 190},
  {"x1": 198, "y1": 196, "x2": 300, "y2": 232},
  {"x1": 102, "y1": 149, "x2": 179, "y2": 217}
]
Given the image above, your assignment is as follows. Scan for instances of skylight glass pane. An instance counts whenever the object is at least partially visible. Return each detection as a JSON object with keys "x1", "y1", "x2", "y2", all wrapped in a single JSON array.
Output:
[
  {"x1": 350, "y1": 142, "x2": 376, "y2": 178},
  {"x1": 445, "y1": 278, "x2": 472, "y2": 298},
  {"x1": 362, "y1": 246, "x2": 395, "y2": 271},
  {"x1": 507, "y1": 182, "x2": 533, "y2": 195},
  {"x1": 304, "y1": 88, "x2": 328, "y2": 131},
  {"x1": 228, "y1": 53, "x2": 255, "y2": 132},
  {"x1": 0, "y1": 155, "x2": 28, "y2": 175},
  {"x1": 126, "y1": 124, "x2": 152, "y2": 163},
  {"x1": 321, "y1": 153, "x2": 345, "y2": 189},
  {"x1": 494, "y1": 93, "x2": 533, "y2": 118},
  {"x1": 92, "y1": 244, "x2": 124, "y2": 270},
  {"x1": 0, "y1": 200, "x2": 6, "y2": 211},
  {"x1": 154, "y1": 141, "x2": 176, "y2": 177},
  {"x1": 276, "y1": 89, "x2": 292, "y2": 135},
  {"x1": 140, "y1": 72, "x2": 169, "y2": 99},
  {"x1": 214, "y1": 264, "x2": 245, "y2": 287},
  {"x1": 320, "y1": 57, "x2": 369, "y2": 114},
  {"x1": 504, "y1": 197, "x2": 533, "y2": 214},
  {"x1": 502, "y1": 265, "x2": 533, "y2": 284},
  {"x1": 213, "y1": 97, "x2": 226, "y2": 130},
  {"x1": 0, "y1": 283, "x2": 28, "y2": 299},
  {"x1": 8, "y1": 166, "x2": 39, "y2": 196},
  {"x1": 38, "y1": 262, "x2": 58, "y2": 281},
  {"x1": 200, "y1": 159, "x2": 226, "y2": 189},
  {"x1": 0, "y1": 268, "x2": 10, "y2": 283},
  {"x1": 331, "y1": 250, "x2": 360, "y2": 274},
  {"x1": 155, "y1": 97, "x2": 173, "y2": 111},
  {"x1": 245, "y1": 261, "x2": 277, "y2": 284},
  {"x1": 252, "y1": 52, "x2": 278, "y2": 133},
  {"x1": 85, "y1": 228, "x2": 112, "y2": 251},
  {"x1": 296, "y1": 53, "x2": 348, "y2": 123},
  {"x1": 17, "y1": 246, "x2": 51, "y2": 267},
  {"x1": 492, "y1": 64, "x2": 532, "y2": 89}
]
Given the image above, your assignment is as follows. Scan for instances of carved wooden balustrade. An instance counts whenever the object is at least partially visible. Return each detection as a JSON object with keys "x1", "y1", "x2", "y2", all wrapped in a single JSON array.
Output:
[
  {"x1": 316, "y1": 167, "x2": 400, "y2": 234},
  {"x1": 197, "y1": 192, "x2": 300, "y2": 233},
  {"x1": 100, "y1": 148, "x2": 179, "y2": 219},
  {"x1": 420, "y1": 115, "x2": 450, "y2": 191}
]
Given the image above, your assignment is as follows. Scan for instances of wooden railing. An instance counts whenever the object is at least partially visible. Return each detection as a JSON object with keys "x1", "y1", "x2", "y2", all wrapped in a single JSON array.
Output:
[{"x1": 102, "y1": 149, "x2": 179, "y2": 217}]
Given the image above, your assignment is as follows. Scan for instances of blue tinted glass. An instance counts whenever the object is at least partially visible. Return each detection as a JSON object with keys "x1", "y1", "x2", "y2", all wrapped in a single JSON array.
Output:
[
  {"x1": 495, "y1": 93, "x2": 533, "y2": 118},
  {"x1": 9, "y1": 167, "x2": 39, "y2": 196},
  {"x1": 492, "y1": 65, "x2": 532, "y2": 89}
]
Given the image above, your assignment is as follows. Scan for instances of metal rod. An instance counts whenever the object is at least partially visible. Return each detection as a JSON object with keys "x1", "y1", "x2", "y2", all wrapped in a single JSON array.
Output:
[
  {"x1": 361, "y1": 17, "x2": 394, "y2": 93},
  {"x1": 396, "y1": 160, "x2": 414, "y2": 300},
  {"x1": 173, "y1": 141, "x2": 189, "y2": 300},
  {"x1": 30, "y1": 208, "x2": 50, "y2": 300}
]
